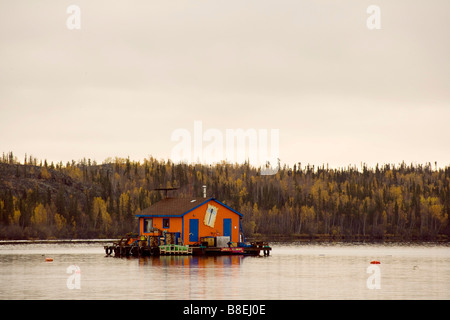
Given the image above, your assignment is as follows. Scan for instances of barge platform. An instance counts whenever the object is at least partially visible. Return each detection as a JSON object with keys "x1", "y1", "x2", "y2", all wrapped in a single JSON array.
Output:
[{"x1": 104, "y1": 234, "x2": 271, "y2": 258}]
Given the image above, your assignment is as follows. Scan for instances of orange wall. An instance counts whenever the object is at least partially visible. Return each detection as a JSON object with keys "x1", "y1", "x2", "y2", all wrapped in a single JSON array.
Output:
[
  {"x1": 182, "y1": 200, "x2": 240, "y2": 245},
  {"x1": 140, "y1": 217, "x2": 183, "y2": 235}
]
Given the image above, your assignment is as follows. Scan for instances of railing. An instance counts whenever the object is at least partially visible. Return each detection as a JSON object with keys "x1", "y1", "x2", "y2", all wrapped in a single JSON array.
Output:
[{"x1": 159, "y1": 244, "x2": 192, "y2": 255}]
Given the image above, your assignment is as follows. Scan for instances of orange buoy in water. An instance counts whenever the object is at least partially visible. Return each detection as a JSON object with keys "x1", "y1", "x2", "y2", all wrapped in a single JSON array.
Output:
[
  {"x1": 45, "y1": 258, "x2": 53, "y2": 262},
  {"x1": 370, "y1": 260, "x2": 380, "y2": 264}
]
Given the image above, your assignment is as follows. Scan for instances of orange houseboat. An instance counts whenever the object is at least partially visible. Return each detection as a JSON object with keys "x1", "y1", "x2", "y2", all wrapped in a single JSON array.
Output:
[{"x1": 104, "y1": 197, "x2": 271, "y2": 257}]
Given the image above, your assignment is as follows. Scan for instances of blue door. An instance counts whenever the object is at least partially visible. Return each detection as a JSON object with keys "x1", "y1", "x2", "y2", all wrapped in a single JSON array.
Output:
[
  {"x1": 223, "y1": 218, "x2": 232, "y2": 239},
  {"x1": 189, "y1": 219, "x2": 199, "y2": 242}
]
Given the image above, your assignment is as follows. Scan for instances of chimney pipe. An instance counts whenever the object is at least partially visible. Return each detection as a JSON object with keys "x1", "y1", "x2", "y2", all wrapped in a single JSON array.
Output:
[{"x1": 203, "y1": 185, "x2": 206, "y2": 198}]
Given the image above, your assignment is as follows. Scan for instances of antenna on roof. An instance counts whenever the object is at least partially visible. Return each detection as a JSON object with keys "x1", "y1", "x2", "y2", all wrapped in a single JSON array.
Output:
[
  {"x1": 153, "y1": 187, "x2": 179, "y2": 198},
  {"x1": 189, "y1": 165, "x2": 192, "y2": 197}
]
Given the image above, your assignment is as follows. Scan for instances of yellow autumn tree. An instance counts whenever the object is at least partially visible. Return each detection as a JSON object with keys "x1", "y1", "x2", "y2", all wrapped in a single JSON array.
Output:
[
  {"x1": 31, "y1": 203, "x2": 47, "y2": 225},
  {"x1": 9, "y1": 196, "x2": 21, "y2": 225},
  {"x1": 92, "y1": 197, "x2": 112, "y2": 233},
  {"x1": 40, "y1": 167, "x2": 51, "y2": 179},
  {"x1": 119, "y1": 192, "x2": 131, "y2": 221},
  {"x1": 300, "y1": 205, "x2": 316, "y2": 234},
  {"x1": 65, "y1": 166, "x2": 82, "y2": 180},
  {"x1": 252, "y1": 202, "x2": 260, "y2": 218},
  {"x1": 54, "y1": 213, "x2": 67, "y2": 232},
  {"x1": 423, "y1": 197, "x2": 448, "y2": 234},
  {"x1": 10, "y1": 209, "x2": 21, "y2": 225}
]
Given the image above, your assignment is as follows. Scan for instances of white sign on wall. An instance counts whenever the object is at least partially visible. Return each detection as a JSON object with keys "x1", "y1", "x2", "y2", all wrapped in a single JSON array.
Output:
[{"x1": 204, "y1": 204, "x2": 218, "y2": 228}]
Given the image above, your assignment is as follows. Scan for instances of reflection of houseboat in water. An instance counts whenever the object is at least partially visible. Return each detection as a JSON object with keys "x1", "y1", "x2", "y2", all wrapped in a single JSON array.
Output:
[
  {"x1": 138, "y1": 255, "x2": 244, "y2": 269},
  {"x1": 105, "y1": 194, "x2": 271, "y2": 257}
]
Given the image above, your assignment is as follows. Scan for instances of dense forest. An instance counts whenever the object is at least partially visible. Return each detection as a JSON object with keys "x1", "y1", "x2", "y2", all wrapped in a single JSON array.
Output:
[{"x1": 0, "y1": 151, "x2": 449, "y2": 241}]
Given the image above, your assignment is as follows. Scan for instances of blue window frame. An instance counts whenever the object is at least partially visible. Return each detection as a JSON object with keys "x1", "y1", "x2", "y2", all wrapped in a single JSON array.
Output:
[{"x1": 163, "y1": 218, "x2": 170, "y2": 229}]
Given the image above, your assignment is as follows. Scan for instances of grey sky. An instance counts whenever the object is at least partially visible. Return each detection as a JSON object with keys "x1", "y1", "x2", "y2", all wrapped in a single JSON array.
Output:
[{"x1": 1, "y1": 0, "x2": 449, "y2": 169}]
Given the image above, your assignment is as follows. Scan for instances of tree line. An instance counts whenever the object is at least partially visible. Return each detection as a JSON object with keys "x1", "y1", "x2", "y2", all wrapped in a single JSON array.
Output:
[{"x1": 0, "y1": 151, "x2": 449, "y2": 240}]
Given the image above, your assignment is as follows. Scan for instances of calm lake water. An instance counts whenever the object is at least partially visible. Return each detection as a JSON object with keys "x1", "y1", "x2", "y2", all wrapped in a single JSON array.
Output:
[{"x1": 0, "y1": 241, "x2": 449, "y2": 300}]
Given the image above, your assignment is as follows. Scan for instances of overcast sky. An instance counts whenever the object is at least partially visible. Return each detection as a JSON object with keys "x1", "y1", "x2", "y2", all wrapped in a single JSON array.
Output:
[{"x1": 1, "y1": 0, "x2": 449, "y2": 169}]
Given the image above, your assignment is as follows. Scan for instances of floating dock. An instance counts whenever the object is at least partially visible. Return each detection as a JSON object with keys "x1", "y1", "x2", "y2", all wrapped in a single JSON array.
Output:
[{"x1": 104, "y1": 233, "x2": 271, "y2": 258}]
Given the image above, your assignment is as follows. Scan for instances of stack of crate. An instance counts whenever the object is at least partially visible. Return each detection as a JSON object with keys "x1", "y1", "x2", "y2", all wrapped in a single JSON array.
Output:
[{"x1": 200, "y1": 236, "x2": 215, "y2": 247}]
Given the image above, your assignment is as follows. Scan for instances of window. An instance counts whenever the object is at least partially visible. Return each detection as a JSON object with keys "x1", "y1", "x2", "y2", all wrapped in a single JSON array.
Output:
[
  {"x1": 163, "y1": 218, "x2": 170, "y2": 229},
  {"x1": 144, "y1": 218, "x2": 154, "y2": 233}
]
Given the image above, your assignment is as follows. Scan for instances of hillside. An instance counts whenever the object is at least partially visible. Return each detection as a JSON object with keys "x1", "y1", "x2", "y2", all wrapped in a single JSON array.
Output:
[
  {"x1": 0, "y1": 162, "x2": 105, "y2": 238},
  {"x1": 0, "y1": 153, "x2": 449, "y2": 241}
]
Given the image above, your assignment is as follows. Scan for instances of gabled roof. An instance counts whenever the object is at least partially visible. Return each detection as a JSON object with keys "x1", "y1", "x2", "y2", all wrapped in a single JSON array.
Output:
[{"x1": 135, "y1": 197, "x2": 243, "y2": 217}]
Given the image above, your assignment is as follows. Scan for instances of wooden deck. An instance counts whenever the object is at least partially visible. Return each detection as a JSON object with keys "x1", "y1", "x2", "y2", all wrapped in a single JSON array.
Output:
[{"x1": 104, "y1": 241, "x2": 271, "y2": 258}]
